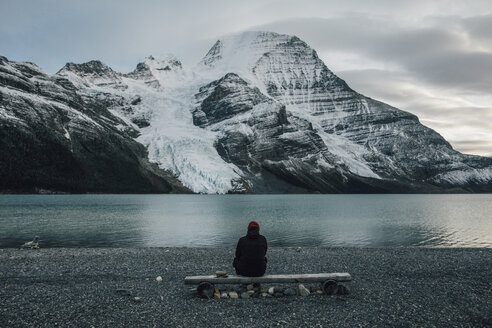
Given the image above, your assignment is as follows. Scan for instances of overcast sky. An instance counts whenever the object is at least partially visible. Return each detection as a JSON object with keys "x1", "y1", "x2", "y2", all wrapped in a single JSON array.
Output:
[{"x1": 1, "y1": 0, "x2": 491, "y2": 156}]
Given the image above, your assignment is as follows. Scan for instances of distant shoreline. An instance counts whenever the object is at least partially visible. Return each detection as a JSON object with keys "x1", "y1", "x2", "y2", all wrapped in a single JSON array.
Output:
[{"x1": 1, "y1": 247, "x2": 491, "y2": 327}]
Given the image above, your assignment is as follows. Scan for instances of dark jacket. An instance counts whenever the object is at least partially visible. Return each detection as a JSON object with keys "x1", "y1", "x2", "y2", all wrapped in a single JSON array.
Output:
[{"x1": 233, "y1": 228, "x2": 267, "y2": 277}]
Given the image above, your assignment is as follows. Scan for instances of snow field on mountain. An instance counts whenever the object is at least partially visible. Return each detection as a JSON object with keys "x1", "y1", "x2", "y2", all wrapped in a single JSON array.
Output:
[{"x1": 134, "y1": 86, "x2": 241, "y2": 194}]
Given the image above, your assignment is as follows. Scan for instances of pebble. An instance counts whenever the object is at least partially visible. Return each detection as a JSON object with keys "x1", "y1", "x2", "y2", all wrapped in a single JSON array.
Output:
[
  {"x1": 228, "y1": 291, "x2": 238, "y2": 299},
  {"x1": 3, "y1": 247, "x2": 488, "y2": 327},
  {"x1": 268, "y1": 287, "x2": 275, "y2": 295},
  {"x1": 298, "y1": 284, "x2": 310, "y2": 297},
  {"x1": 240, "y1": 292, "x2": 250, "y2": 299},
  {"x1": 337, "y1": 284, "x2": 350, "y2": 295},
  {"x1": 246, "y1": 290, "x2": 254, "y2": 295},
  {"x1": 133, "y1": 297, "x2": 141, "y2": 302},
  {"x1": 214, "y1": 292, "x2": 220, "y2": 299},
  {"x1": 156, "y1": 276, "x2": 163, "y2": 283},
  {"x1": 284, "y1": 288, "x2": 297, "y2": 296},
  {"x1": 316, "y1": 290, "x2": 324, "y2": 295},
  {"x1": 246, "y1": 284, "x2": 254, "y2": 291},
  {"x1": 221, "y1": 292, "x2": 228, "y2": 298},
  {"x1": 116, "y1": 289, "x2": 131, "y2": 296}
]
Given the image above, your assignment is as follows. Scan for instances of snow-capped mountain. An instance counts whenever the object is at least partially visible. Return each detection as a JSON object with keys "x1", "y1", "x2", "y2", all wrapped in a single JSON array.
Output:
[
  {"x1": 0, "y1": 56, "x2": 189, "y2": 193},
  {"x1": 1, "y1": 31, "x2": 491, "y2": 193}
]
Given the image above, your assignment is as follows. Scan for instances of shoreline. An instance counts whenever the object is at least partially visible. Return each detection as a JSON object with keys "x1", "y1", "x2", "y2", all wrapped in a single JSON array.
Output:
[{"x1": 1, "y1": 247, "x2": 491, "y2": 327}]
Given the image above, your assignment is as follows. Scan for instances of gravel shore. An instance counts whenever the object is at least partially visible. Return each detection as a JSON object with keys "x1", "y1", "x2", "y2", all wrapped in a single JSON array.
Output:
[{"x1": 1, "y1": 247, "x2": 491, "y2": 327}]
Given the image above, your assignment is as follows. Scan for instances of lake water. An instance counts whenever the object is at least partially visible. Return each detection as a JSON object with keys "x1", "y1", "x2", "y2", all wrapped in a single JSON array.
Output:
[{"x1": 1, "y1": 194, "x2": 491, "y2": 248}]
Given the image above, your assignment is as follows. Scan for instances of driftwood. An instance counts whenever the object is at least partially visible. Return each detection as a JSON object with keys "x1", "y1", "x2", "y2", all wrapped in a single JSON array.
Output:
[{"x1": 184, "y1": 272, "x2": 351, "y2": 285}]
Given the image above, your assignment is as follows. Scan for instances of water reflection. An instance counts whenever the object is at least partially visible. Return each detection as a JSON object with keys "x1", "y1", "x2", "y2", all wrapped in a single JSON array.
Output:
[{"x1": 1, "y1": 194, "x2": 491, "y2": 248}]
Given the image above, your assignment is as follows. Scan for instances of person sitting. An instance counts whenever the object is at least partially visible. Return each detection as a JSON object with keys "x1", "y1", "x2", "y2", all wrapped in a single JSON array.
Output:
[{"x1": 233, "y1": 221, "x2": 267, "y2": 277}]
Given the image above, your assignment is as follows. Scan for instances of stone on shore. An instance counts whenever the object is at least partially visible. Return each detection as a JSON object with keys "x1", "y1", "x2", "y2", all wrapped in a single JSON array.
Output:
[
  {"x1": 2, "y1": 247, "x2": 491, "y2": 327},
  {"x1": 298, "y1": 284, "x2": 310, "y2": 297},
  {"x1": 284, "y1": 288, "x2": 297, "y2": 296},
  {"x1": 228, "y1": 291, "x2": 238, "y2": 299},
  {"x1": 337, "y1": 284, "x2": 350, "y2": 295}
]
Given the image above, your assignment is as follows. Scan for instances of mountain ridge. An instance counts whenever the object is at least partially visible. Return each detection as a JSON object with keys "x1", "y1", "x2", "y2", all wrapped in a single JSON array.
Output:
[{"x1": 1, "y1": 31, "x2": 491, "y2": 193}]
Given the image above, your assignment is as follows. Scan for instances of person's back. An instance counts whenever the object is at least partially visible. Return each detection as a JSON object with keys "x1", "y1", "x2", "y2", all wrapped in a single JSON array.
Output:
[{"x1": 233, "y1": 221, "x2": 267, "y2": 277}]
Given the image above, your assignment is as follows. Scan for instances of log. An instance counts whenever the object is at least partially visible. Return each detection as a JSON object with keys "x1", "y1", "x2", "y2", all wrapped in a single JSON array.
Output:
[{"x1": 184, "y1": 272, "x2": 351, "y2": 285}]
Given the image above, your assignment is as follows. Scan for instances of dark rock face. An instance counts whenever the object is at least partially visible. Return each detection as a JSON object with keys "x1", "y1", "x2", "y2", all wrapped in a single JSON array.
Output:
[{"x1": 0, "y1": 57, "x2": 189, "y2": 193}]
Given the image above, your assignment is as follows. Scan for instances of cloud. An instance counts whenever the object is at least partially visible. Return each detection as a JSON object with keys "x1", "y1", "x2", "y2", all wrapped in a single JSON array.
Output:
[{"x1": 461, "y1": 14, "x2": 492, "y2": 47}]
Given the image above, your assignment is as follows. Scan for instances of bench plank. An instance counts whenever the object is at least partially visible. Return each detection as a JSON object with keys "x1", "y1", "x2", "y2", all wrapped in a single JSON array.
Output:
[{"x1": 184, "y1": 273, "x2": 351, "y2": 285}]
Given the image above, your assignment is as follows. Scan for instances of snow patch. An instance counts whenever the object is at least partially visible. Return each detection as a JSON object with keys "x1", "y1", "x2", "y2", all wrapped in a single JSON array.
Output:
[{"x1": 433, "y1": 168, "x2": 492, "y2": 184}]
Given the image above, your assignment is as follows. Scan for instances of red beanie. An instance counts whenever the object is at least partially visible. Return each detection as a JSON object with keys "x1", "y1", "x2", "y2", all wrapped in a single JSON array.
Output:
[{"x1": 248, "y1": 221, "x2": 260, "y2": 231}]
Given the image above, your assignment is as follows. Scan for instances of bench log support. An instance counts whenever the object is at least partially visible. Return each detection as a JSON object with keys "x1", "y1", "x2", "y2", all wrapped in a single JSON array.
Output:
[{"x1": 185, "y1": 273, "x2": 351, "y2": 298}]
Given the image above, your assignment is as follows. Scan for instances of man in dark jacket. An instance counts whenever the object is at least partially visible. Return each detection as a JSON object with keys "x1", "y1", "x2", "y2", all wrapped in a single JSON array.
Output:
[{"x1": 233, "y1": 221, "x2": 267, "y2": 277}]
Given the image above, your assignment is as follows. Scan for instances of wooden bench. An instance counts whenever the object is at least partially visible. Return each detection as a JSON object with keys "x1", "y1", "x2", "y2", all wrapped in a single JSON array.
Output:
[{"x1": 185, "y1": 273, "x2": 352, "y2": 297}]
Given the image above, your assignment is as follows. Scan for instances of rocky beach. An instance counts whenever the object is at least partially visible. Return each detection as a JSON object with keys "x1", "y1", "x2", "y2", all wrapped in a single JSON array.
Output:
[{"x1": 1, "y1": 247, "x2": 491, "y2": 327}]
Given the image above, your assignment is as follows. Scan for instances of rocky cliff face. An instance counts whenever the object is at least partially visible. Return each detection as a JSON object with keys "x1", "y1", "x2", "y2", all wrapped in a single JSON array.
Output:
[{"x1": 1, "y1": 31, "x2": 491, "y2": 193}]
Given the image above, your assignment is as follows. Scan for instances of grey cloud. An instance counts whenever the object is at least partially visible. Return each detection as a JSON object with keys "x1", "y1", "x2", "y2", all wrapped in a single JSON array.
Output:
[
  {"x1": 403, "y1": 51, "x2": 492, "y2": 92},
  {"x1": 462, "y1": 14, "x2": 492, "y2": 46},
  {"x1": 448, "y1": 140, "x2": 492, "y2": 157}
]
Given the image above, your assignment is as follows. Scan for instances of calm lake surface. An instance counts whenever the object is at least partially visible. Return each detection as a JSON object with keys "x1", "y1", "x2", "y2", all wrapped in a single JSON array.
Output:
[{"x1": 1, "y1": 194, "x2": 491, "y2": 248}]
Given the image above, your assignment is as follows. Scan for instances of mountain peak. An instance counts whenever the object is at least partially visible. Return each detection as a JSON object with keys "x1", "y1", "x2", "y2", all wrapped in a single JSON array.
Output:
[
  {"x1": 126, "y1": 54, "x2": 192, "y2": 87},
  {"x1": 58, "y1": 60, "x2": 116, "y2": 76},
  {"x1": 200, "y1": 31, "x2": 302, "y2": 63},
  {"x1": 142, "y1": 54, "x2": 183, "y2": 71},
  {"x1": 198, "y1": 31, "x2": 314, "y2": 80}
]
